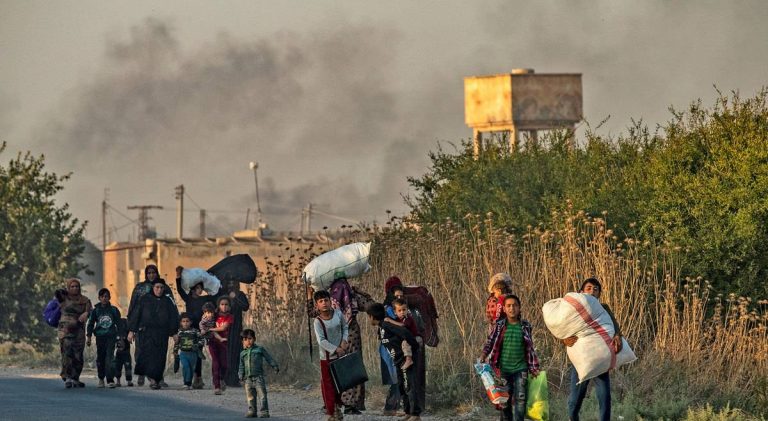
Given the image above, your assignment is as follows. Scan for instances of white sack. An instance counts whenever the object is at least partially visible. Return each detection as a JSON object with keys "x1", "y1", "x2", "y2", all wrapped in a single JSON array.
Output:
[
  {"x1": 180, "y1": 268, "x2": 221, "y2": 295},
  {"x1": 303, "y1": 242, "x2": 371, "y2": 291},
  {"x1": 542, "y1": 292, "x2": 637, "y2": 382}
]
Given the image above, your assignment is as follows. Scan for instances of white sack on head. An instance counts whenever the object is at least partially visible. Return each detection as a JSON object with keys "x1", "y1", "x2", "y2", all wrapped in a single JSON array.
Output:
[
  {"x1": 181, "y1": 268, "x2": 221, "y2": 295},
  {"x1": 303, "y1": 242, "x2": 371, "y2": 291},
  {"x1": 542, "y1": 292, "x2": 637, "y2": 383}
]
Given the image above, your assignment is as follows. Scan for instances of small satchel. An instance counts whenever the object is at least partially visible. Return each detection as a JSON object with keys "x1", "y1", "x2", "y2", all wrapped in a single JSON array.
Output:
[{"x1": 317, "y1": 314, "x2": 369, "y2": 394}]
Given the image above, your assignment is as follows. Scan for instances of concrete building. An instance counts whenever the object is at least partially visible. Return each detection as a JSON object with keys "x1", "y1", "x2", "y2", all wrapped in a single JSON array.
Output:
[{"x1": 103, "y1": 230, "x2": 352, "y2": 314}]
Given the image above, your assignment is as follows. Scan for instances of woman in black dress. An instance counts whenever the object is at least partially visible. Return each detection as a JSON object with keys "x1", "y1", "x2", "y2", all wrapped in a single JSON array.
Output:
[{"x1": 128, "y1": 280, "x2": 179, "y2": 389}]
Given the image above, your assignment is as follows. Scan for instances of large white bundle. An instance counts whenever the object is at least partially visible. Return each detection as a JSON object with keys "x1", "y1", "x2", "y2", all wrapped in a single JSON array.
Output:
[
  {"x1": 304, "y1": 242, "x2": 371, "y2": 291},
  {"x1": 180, "y1": 268, "x2": 221, "y2": 295},
  {"x1": 542, "y1": 292, "x2": 637, "y2": 383}
]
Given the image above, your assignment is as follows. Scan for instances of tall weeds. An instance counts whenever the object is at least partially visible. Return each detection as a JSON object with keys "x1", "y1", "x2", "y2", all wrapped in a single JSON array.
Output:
[{"x1": 245, "y1": 206, "x2": 768, "y2": 413}]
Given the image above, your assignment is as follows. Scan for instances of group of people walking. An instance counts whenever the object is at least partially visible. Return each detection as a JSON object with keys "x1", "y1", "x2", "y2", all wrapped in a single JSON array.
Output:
[
  {"x1": 481, "y1": 273, "x2": 621, "y2": 421},
  {"x1": 54, "y1": 264, "x2": 619, "y2": 421},
  {"x1": 54, "y1": 265, "x2": 250, "y2": 392},
  {"x1": 308, "y1": 273, "x2": 429, "y2": 421}
]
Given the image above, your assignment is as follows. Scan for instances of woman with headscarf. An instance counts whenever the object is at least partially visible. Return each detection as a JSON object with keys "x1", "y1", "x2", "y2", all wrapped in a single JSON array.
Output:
[
  {"x1": 306, "y1": 271, "x2": 374, "y2": 414},
  {"x1": 128, "y1": 264, "x2": 174, "y2": 386},
  {"x1": 56, "y1": 278, "x2": 93, "y2": 388},
  {"x1": 127, "y1": 280, "x2": 179, "y2": 390},
  {"x1": 215, "y1": 279, "x2": 250, "y2": 388}
]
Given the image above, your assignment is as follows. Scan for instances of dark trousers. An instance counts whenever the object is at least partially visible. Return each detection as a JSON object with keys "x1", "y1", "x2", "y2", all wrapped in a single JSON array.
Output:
[
  {"x1": 396, "y1": 359, "x2": 421, "y2": 416},
  {"x1": 500, "y1": 371, "x2": 527, "y2": 421},
  {"x1": 95, "y1": 336, "x2": 116, "y2": 382},
  {"x1": 114, "y1": 351, "x2": 132, "y2": 381},
  {"x1": 568, "y1": 366, "x2": 611, "y2": 421},
  {"x1": 384, "y1": 383, "x2": 401, "y2": 411},
  {"x1": 195, "y1": 353, "x2": 202, "y2": 377}
]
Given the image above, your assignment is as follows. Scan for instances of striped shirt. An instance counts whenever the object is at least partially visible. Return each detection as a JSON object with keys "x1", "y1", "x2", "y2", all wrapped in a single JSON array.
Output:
[{"x1": 499, "y1": 322, "x2": 527, "y2": 374}]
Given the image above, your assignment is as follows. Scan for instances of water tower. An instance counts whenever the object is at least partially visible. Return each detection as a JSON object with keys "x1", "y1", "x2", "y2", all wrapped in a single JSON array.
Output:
[{"x1": 464, "y1": 68, "x2": 582, "y2": 157}]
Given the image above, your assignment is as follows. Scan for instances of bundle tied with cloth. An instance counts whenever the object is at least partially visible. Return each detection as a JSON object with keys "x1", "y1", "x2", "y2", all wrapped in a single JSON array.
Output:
[
  {"x1": 303, "y1": 242, "x2": 371, "y2": 291},
  {"x1": 542, "y1": 292, "x2": 637, "y2": 382}
]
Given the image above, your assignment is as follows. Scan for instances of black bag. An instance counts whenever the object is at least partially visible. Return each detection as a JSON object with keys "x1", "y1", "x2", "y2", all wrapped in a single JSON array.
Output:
[
  {"x1": 207, "y1": 254, "x2": 258, "y2": 284},
  {"x1": 329, "y1": 351, "x2": 368, "y2": 394},
  {"x1": 317, "y1": 315, "x2": 369, "y2": 394}
]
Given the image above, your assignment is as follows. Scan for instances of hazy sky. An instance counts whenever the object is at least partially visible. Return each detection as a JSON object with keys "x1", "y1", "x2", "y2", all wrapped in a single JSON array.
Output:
[{"x1": 2, "y1": 1, "x2": 767, "y2": 244}]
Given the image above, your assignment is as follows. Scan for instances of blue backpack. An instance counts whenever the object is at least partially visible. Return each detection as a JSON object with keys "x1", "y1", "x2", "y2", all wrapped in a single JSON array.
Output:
[{"x1": 43, "y1": 299, "x2": 61, "y2": 327}]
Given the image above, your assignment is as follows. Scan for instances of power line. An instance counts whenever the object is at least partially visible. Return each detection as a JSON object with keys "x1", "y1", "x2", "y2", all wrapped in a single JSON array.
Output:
[{"x1": 106, "y1": 204, "x2": 138, "y2": 224}]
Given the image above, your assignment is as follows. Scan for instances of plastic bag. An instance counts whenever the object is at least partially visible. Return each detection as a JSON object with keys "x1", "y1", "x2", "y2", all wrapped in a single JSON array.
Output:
[
  {"x1": 303, "y1": 242, "x2": 371, "y2": 291},
  {"x1": 474, "y1": 362, "x2": 509, "y2": 405},
  {"x1": 180, "y1": 268, "x2": 222, "y2": 295},
  {"x1": 526, "y1": 371, "x2": 549, "y2": 421},
  {"x1": 42, "y1": 299, "x2": 61, "y2": 327}
]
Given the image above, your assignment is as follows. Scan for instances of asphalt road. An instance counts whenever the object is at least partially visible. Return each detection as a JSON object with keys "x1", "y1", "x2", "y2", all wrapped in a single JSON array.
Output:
[
  {"x1": 0, "y1": 369, "x2": 455, "y2": 421},
  {"x1": 0, "y1": 375, "x2": 248, "y2": 421}
]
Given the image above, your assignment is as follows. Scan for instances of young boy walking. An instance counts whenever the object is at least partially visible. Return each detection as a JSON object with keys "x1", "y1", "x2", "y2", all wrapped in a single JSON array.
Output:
[
  {"x1": 238, "y1": 329, "x2": 279, "y2": 418},
  {"x1": 174, "y1": 313, "x2": 204, "y2": 390},
  {"x1": 481, "y1": 294, "x2": 540, "y2": 421},
  {"x1": 86, "y1": 288, "x2": 121, "y2": 388},
  {"x1": 368, "y1": 302, "x2": 421, "y2": 421},
  {"x1": 113, "y1": 318, "x2": 133, "y2": 387},
  {"x1": 313, "y1": 290, "x2": 349, "y2": 421}
]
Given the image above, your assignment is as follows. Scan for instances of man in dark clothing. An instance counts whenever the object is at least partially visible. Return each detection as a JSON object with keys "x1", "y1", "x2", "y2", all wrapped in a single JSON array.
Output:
[
  {"x1": 368, "y1": 303, "x2": 421, "y2": 420},
  {"x1": 175, "y1": 266, "x2": 216, "y2": 389}
]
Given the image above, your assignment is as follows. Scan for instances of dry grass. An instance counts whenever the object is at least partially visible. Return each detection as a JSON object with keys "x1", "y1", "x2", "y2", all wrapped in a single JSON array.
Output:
[{"x1": 244, "y1": 203, "x2": 768, "y2": 414}]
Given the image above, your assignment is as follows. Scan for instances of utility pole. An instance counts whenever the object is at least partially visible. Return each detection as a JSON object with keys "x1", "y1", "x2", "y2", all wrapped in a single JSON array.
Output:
[
  {"x1": 249, "y1": 162, "x2": 263, "y2": 231},
  {"x1": 102, "y1": 189, "x2": 109, "y2": 290},
  {"x1": 199, "y1": 209, "x2": 206, "y2": 238},
  {"x1": 126, "y1": 205, "x2": 163, "y2": 241},
  {"x1": 175, "y1": 185, "x2": 184, "y2": 239},
  {"x1": 102, "y1": 189, "x2": 109, "y2": 252}
]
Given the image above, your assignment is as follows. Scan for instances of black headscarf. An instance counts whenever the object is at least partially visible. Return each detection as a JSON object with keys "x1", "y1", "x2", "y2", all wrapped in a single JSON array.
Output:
[{"x1": 144, "y1": 264, "x2": 159, "y2": 281}]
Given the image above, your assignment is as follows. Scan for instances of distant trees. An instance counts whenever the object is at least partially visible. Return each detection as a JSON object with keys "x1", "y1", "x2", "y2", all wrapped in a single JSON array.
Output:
[
  {"x1": 0, "y1": 143, "x2": 87, "y2": 350},
  {"x1": 406, "y1": 90, "x2": 768, "y2": 297}
]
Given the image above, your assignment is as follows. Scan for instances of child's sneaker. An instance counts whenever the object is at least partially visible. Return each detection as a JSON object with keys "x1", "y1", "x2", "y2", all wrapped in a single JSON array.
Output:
[
  {"x1": 97, "y1": 379, "x2": 105, "y2": 388},
  {"x1": 64, "y1": 379, "x2": 73, "y2": 389},
  {"x1": 107, "y1": 382, "x2": 116, "y2": 388},
  {"x1": 185, "y1": 385, "x2": 192, "y2": 390},
  {"x1": 246, "y1": 410, "x2": 256, "y2": 418},
  {"x1": 214, "y1": 388, "x2": 222, "y2": 395},
  {"x1": 259, "y1": 412, "x2": 269, "y2": 418}
]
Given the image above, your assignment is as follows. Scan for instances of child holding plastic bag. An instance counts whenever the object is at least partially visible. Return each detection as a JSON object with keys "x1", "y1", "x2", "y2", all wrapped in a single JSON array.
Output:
[{"x1": 480, "y1": 294, "x2": 541, "y2": 421}]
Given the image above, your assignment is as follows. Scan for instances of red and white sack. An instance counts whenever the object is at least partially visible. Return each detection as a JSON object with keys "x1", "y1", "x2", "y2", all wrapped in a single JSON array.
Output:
[{"x1": 542, "y1": 292, "x2": 637, "y2": 383}]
